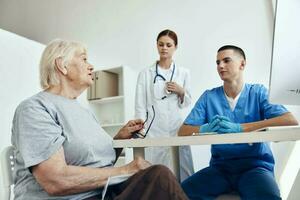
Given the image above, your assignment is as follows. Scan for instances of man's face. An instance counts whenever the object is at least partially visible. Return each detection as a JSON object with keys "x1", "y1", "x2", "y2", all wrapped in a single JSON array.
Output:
[{"x1": 216, "y1": 49, "x2": 245, "y2": 82}]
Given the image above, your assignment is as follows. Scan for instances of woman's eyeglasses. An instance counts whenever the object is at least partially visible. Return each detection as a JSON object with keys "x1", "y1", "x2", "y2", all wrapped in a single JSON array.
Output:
[{"x1": 132, "y1": 106, "x2": 155, "y2": 139}]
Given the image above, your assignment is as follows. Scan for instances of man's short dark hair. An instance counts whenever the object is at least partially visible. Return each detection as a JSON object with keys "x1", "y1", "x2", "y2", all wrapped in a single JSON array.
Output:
[{"x1": 218, "y1": 45, "x2": 246, "y2": 60}]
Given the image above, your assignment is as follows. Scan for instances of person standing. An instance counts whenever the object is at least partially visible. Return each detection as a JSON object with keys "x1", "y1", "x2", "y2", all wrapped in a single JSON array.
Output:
[{"x1": 135, "y1": 29, "x2": 193, "y2": 180}]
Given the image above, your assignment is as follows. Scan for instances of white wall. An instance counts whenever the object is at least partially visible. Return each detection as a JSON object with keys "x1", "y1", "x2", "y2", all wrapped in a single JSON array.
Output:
[
  {"x1": 0, "y1": 0, "x2": 276, "y2": 96},
  {"x1": 0, "y1": 29, "x2": 44, "y2": 196},
  {"x1": 0, "y1": 0, "x2": 274, "y2": 83},
  {"x1": 0, "y1": 0, "x2": 299, "y2": 198},
  {"x1": 0, "y1": 29, "x2": 44, "y2": 148}
]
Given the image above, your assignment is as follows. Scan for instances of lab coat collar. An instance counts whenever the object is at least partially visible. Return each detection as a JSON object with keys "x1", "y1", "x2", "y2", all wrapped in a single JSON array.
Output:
[{"x1": 150, "y1": 61, "x2": 175, "y2": 71}]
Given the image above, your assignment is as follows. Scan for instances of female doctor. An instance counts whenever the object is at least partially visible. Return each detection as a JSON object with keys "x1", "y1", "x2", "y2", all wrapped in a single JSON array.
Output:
[{"x1": 135, "y1": 29, "x2": 193, "y2": 180}]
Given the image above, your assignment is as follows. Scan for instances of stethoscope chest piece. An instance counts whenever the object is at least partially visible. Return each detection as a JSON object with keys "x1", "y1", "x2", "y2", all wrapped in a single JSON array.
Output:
[{"x1": 153, "y1": 62, "x2": 175, "y2": 100}]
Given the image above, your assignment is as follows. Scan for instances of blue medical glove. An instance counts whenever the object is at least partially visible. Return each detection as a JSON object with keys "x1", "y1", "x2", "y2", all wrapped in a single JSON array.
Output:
[
  {"x1": 216, "y1": 115, "x2": 231, "y2": 122},
  {"x1": 200, "y1": 117, "x2": 220, "y2": 133},
  {"x1": 218, "y1": 120, "x2": 243, "y2": 133},
  {"x1": 210, "y1": 115, "x2": 220, "y2": 122}
]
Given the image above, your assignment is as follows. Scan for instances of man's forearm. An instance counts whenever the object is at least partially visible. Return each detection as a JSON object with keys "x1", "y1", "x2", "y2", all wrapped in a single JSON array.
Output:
[
  {"x1": 242, "y1": 112, "x2": 298, "y2": 132},
  {"x1": 178, "y1": 124, "x2": 199, "y2": 136}
]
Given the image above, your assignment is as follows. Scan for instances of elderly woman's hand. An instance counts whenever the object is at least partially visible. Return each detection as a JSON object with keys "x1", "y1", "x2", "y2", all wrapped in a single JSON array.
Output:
[
  {"x1": 123, "y1": 157, "x2": 151, "y2": 174},
  {"x1": 114, "y1": 119, "x2": 144, "y2": 139}
]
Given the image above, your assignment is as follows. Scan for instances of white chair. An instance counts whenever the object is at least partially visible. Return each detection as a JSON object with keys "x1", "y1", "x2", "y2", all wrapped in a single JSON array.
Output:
[
  {"x1": 216, "y1": 194, "x2": 241, "y2": 200},
  {"x1": 1, "y1": 146, "x2": 15, "y2": 200}
]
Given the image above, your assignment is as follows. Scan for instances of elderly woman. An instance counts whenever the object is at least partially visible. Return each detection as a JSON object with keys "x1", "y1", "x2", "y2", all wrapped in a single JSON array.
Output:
[{"x1": 11, "y1": 39, "x2": 188, "y2": 200}]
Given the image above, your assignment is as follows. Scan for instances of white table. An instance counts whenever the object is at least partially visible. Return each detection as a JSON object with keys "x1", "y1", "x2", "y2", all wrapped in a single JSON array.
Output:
[{"x1": 113, "y1": 127, "x2": 300, "y2": 179}]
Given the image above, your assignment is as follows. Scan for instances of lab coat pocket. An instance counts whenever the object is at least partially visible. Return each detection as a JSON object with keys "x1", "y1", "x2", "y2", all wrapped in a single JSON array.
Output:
[{"x1": 153, "y1": 80, "x2": 167, "y2": 100}]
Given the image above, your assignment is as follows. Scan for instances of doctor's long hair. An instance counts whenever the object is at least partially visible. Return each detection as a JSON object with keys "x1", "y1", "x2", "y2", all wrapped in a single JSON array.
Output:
[{"x1": 156, "y1": 29, "x2": 178, "y2": 47}]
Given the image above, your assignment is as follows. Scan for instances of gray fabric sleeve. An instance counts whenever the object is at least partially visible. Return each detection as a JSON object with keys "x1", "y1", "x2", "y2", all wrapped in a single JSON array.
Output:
[{"x1": 13, "y1": 104, "x2": 65, "y2": 168}]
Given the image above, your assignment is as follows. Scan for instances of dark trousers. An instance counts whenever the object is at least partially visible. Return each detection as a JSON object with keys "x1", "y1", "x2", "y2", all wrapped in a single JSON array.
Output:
[
  {"x1": 84, "y1": 165, "x2": 188, "y2": 200},
  {"x1": 182, "y1": 166, "x2": 281, "y2": 200}
]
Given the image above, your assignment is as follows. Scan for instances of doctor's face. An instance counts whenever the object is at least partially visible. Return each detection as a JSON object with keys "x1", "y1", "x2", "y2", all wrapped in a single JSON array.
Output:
[
  {"x1": 157, "y1": 36, "x2": 177, "y2": 60},
  {"x1": 216, "y1": 49, "x2": 245, "y2": 82}
]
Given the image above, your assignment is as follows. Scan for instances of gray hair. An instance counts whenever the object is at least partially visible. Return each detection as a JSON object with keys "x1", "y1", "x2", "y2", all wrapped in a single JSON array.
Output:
[{"x1": 39, "y1": 39, "x2": 87, "y2": 89}]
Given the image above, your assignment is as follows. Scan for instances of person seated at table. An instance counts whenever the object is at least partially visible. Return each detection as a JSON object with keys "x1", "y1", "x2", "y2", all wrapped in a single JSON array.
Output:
[
  {"x1": 11, "y1": 39, "x2": 188, "y2": 200},
  {"x1": 178, "y1": 45, "x2": 298, "y2": 200}
]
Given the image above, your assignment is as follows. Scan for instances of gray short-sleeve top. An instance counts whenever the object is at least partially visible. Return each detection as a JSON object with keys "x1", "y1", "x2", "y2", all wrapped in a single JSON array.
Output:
[{"x1": 11, "y1": 91, "x2": 116, "y2": 200}]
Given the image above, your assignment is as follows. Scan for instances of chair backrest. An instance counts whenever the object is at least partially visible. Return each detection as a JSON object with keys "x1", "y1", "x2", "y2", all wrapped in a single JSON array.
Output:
[{"x1": 1, "y1": 146, "x2": 15, "y2": 200}]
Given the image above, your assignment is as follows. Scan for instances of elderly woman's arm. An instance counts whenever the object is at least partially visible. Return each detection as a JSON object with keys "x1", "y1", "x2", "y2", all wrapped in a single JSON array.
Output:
[
  {"x1": 32, "y1": 147, "x2": 150, "y2": 196},
  {"x1": 113, "y1": 119, "x2": 144, "y2": 159}
]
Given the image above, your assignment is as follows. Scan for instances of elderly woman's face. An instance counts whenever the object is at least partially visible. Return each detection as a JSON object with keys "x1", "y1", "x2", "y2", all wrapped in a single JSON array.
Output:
[{"x1": 65, "y1": 51, "x2": 94, "y2": 89}]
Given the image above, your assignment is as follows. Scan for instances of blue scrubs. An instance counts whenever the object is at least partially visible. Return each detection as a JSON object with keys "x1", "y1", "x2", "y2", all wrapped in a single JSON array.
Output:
[{"x1": 182, "y1": 84, "x2": 287, "y2": 200}]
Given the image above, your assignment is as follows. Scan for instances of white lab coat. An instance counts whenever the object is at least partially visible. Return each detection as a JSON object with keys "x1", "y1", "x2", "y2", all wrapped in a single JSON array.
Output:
[{"x1": 135, "y1": 62, "x2": 194, "y2": 181}]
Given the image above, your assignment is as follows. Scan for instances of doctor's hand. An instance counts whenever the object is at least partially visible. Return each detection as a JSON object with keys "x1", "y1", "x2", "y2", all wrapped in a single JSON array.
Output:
[
  {"x1": 217, "y1": 120, "x2": 243, "y2": 133},
  {"x1": 199, "y1": 116, "x2": 221, "y2": 133},
  {"x1": 114, "y1": 119, "x2": 144, "y2": 139},
  {"x1": 214, "y1": 115, "x2": 231, "y2": 122},
  {"x1": 123, "y1": 157, "x2": 151, "y2": 174},
  {"x1": 165, "y1": 81, "x2": 184, "y2": 96}
]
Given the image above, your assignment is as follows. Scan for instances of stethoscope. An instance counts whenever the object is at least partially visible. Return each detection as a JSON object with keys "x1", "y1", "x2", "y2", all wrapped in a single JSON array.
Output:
[
  {"x1": 153, "y1": 62, "x2": 175, "y2": 83},
  {"x1": 153, "y1": 62, "x2": 176, "y2": 99}
]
